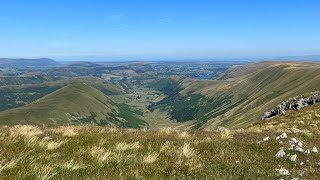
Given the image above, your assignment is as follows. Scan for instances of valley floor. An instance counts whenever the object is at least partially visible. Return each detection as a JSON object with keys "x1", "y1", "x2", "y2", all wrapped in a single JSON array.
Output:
[{"x1": 110, "y1": 86, "x2": 186, "y2": 129}]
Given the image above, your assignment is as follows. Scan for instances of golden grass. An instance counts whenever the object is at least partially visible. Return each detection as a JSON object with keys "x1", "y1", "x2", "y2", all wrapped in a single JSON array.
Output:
[
  {"x1": 143, "y1": 152, "x2": 159, "y2": 164},
  {"x1": 0, "y1": 123, "x2": 319, "y2": 179},
  {"x1": 9, "y1": 125, "x2": 43, "y2": 138},
  {"x1": 115, "y1": 142, "x2": 140, "y2": 151}
]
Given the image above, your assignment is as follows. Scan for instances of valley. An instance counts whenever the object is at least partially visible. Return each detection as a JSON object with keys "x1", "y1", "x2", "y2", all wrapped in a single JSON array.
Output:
[{"x1": 1, "y1": 59, "x2": 320, "y2": 130}]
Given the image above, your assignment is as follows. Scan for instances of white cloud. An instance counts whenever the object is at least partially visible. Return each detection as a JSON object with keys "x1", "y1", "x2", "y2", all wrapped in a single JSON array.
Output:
[
  {"x1": 160, "y1": 17, "x2": 170, "y2": 22},
  {"x1": 107, "y1": 14, "x2": 124, "y2": 22}
]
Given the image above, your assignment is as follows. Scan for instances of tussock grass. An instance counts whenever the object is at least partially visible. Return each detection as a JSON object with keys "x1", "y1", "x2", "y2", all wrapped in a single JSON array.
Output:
[
  {"x1": 0, "y1": 123, "x2": 319, "y2": 179},
  {"x1": 0, "y1": 159, "x2": 18, "y2": 172},
  {"x1": 50, "y1": 126, "x2": 78, "y2": 137},
  {"x1": 89, "y1": 146, "x2": 112, "y2": 165},
  {"x1": 115, "y1": 142, "x2": 140, "y2": 151},
  {"x1": 36, "y1": 166, "x2": 57, "y2": 180},
  {"x1": 60, "y1": 158, "x2": 86, "y2": 171},
  {"x1": 9, "y1": 125, "x2": 43, "y2": 138},
  {"x1": 143, "y1": 152, "x2": 159, "y2": 164}
]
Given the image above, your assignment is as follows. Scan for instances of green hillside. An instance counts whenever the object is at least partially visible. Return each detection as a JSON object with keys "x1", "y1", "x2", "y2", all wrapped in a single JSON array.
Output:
[
  {"x1": 0, "y1": 84, "x2": 145, "y2": 128},
  {"x1": 0, "y1": 73, "x2": 57, "y2": 86},
  {"x1": 148, "y1": 61, "x2": 320, "y2": 129},
  {"x1": 0, "y1": 76, "x2": 121, "y2": 112}
]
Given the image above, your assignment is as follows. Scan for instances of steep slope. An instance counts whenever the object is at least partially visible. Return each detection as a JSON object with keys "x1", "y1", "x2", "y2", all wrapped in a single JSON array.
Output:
[
  {"x1": 149, "y1": 61, "x2": 320, "y2": 129},
  {"x1": 0, "y1": 84, "x2": 145, "y2": 128},
  {"x1": 205, "y1": 61, "x2": 320, "y2": 128}
]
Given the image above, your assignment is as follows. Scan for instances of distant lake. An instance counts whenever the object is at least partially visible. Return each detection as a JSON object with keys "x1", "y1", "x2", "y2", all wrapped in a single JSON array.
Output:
[{"x1": 196, "y1": 74, "x2": 212, "y2": 80}]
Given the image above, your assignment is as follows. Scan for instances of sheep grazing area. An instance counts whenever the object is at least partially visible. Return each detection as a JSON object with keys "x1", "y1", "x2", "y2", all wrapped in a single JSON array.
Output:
[{"x1": 0, "y1": 123, "x2": 319, "y2": 180}]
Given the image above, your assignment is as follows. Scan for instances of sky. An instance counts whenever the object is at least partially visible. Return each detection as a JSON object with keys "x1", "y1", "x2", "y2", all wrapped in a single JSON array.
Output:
[{"x1": 0, "y1": 0, "x2": 320, "y2": 61}]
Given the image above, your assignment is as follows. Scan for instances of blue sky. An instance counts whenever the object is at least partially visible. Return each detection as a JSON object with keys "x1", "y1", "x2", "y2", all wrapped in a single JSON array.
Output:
[{"x1": 0, "y1": 0, "x2": 319, "y2": 60}]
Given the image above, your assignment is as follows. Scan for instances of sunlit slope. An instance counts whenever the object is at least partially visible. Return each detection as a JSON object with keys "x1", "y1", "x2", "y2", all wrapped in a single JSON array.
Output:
[
  {"x1": 0, "y1": 76, "x2": 122, "y2": 111},
  {"x1": 204, "y1": 61, "x2": 320, "y2": 128},
  {"x1": 151, "y1": 61, "x2": 320, "y2": 129},
  {"x1": 0, "y1": 84, "x2": 145, "y2": 127}
]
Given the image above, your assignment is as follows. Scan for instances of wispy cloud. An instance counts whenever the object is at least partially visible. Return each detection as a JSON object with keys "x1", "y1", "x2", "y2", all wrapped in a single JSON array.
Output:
[
  {"x1": 159, "y1": 17, "x2": 170, "y2": 22},
  {"x1": 107, "y1": 14, "x2": 124, "y2": 22}
]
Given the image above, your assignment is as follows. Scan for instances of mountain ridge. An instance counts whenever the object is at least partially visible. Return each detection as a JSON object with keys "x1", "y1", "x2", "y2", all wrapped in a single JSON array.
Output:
[{"x1": 0, "y1": 58, "x2": 59, "y2": 67}]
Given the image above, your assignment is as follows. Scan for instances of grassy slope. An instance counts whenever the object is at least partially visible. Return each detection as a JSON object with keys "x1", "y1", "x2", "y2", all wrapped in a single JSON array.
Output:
[
  {"x1": 0, "y1": 83, "x2": 319, "y2": 179},
  {"x1": 204, "y1": 61, "x2": 320, "y2": 128},
  {"x1": 0, "y1": 76, "x2": 121, "y2": 112},
  {"x1": 0, "y1": 73, "x2": 56, "y2": 86},
  {"x1": 0, "y1": 119, "x2": 318, "y2": 179},
  {"x1": 0, "y1": 84, "x2": 145, "y2": 128},
  {"x1": 151, "y1": 61, "x2": 320, "y2": 129}
]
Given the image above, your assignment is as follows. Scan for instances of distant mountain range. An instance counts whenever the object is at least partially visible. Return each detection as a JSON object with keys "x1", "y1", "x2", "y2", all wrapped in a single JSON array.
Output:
[{"x1": 0, "y1": 58, "x2": 59, "y2": 67}]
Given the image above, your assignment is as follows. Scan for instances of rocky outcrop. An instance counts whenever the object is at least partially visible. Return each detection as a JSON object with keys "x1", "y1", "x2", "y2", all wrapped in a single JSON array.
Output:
[{"x1": 262, "y1": 91, "x2": 320, "y2": 120}]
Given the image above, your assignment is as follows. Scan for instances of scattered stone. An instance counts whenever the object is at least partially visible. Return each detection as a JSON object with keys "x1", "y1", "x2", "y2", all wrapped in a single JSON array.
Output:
[
  {"x1": 235, "y1": 161, "x2": 240, "y2": 164},
  {"x1": 299, "y1": 172, "x2": 305, "y2": 176},
  {"x1": 304, "y1": 149, "x2": 310, "y2": 154},
  {"x1": 278, "y1": 132, "x2": 287, "y2": 139},
  {"x1": 297, "y1": 141, "x2": 303, "y2": 147},
  {"x1": 300, "y1": 162, "x2": 304, "y2": 166},
  {"x1": 258, "y1": 137, "x2": 270, "y2": 144},
  {"x1": 295, "y1": 147, "x2": 304, "y2": 153},
  {"x1": 275, "y1": 168, "x2": 290, "y2": 176},
  {"x1": 289, "y1": 138, "x2": 298, "y2": 144},
  {"x1": 263, "y1": 137, "x2": 270, "y2": 142},
  {"x1": 288, "y1": 145, "x2": 295, "y2": 150},
  {"x1": 275, "y1": 149, "x2": 286, "y2": 158},
  {"x1": 289, "y1": 154, "x2": 297, "y2": 162},
  {"x1": 311, "y1": 146, "x2": 318, "y2": 153}
]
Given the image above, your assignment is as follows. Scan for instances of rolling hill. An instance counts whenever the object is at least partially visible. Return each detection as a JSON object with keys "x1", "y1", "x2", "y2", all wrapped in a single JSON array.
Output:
[
  {"x1": 0, "y1": 76, "x2": 121, "y2": 111},
  {"x1": 148, "y1": 61, "x2": 320, "y2": 129},
  {"x1": 0, "y1": 84, "x2": 146, "y2": 128}
]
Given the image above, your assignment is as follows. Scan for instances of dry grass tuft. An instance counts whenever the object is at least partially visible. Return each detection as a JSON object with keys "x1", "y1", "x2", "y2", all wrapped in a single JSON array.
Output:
[
  {"x1": 181, "y1": 143, "x2": 197, "y2": 158},
  {"x1": 115, "y1": 142, "x2": 140, "y2": 151},
  {"x1": 178, "y1": 131, "x2": 191, "y2": 139},
  {"x1": 39, "y1": 139, "x2": 65, "y2": 150},
  {"x1": 0, "y1": 159, "x2": 18, "y2": 172},
  {"x1": 51, "y1": 126, "x2": 78, "y2": 137},
  {"x1": 10, "y1": 125, "x2": 43, "y2": 138},
  {"x1": 61, "y1": 158, "x2": 86, "y2": 170},
  {"x1": 217, "y1": 127, "x2": 234, "y2": 139},
  {"x1": 143, "y1": 152, "x2": 159, "y2": 164},
  {"x1": 36, "y1": 167, "x2": 57, "y2": 180},
  {"x1": 90, "y1": 146, "x2": 112, "y2": 165},
  {"x1": 159, "y1": 127, "x2": 176, "y2": 135}
]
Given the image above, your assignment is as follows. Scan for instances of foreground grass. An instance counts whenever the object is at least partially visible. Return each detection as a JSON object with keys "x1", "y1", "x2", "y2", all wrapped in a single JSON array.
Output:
[{"x1": 0, "y1": 124, "x2": 319, "y2": 179}]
